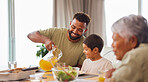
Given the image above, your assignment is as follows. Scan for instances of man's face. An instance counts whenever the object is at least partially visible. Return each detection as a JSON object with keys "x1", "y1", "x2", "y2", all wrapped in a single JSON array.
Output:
[
  {"x1": 69, "y1": 19, "x2": 87, "y2": 40},
  {"x1": 112, "y1": 33, "x2": 133, "y2": 60}
]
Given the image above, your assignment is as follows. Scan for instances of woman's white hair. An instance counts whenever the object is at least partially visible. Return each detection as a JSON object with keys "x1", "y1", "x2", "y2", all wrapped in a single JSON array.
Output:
[{"x1": 111, "y1": 14, "x2": 148, "y2": 43}]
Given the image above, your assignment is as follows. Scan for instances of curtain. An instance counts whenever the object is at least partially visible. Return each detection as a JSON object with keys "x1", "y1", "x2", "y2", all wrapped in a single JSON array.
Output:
[
  {"x1": 84, "y1": 0, "x2": 106, "y2": 44},
  {"x1": 53, "y1": 0, "x2": 83, "y2": 28},
  {"x1": 52, "y1": 0, "x2": 106, "y2": 45}
]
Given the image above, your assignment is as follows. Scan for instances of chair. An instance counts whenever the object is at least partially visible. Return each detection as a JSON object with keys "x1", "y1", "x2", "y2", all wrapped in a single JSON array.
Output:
[{"x1": 101, "y1": 46, "x2": 121, "y2": 68}]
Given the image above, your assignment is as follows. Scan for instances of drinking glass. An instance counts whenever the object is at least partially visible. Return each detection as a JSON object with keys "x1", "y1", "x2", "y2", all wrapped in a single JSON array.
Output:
[
  {"x1": 8, "y1": 61, "x2": 17, "y2": 69},
  {"x1": 98, "y1": 70, "x2": 105, "y2": 82}
]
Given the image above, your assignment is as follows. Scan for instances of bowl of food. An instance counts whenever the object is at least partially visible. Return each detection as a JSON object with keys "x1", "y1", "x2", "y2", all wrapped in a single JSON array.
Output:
[{"x1": 52, "y1": 66, "x2": 79, "y2": 82}]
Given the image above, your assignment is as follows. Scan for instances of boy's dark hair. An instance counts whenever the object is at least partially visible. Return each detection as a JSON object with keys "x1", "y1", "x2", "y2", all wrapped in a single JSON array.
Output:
[
  {"x1": 83, "y1": 34, "x2": 104, "y2": 53},
  {"x1": 73, "y1": 12, "x2": 91, "y2": 26}
]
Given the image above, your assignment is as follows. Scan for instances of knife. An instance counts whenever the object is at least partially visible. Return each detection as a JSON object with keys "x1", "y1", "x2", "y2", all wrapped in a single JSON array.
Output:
[{"x1": 22, "y1": 66, "x2": 39, "y2": 71}]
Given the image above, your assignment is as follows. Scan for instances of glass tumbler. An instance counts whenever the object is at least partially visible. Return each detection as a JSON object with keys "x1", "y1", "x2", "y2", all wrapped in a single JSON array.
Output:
[{"x1": 8, "y1": 61, "x2": 17, "y2": 69}]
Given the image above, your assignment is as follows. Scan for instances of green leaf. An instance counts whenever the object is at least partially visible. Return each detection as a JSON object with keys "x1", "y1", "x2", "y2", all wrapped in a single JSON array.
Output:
[
  {"x1": 36, "y1": 50, "x2": 40, "y2": 57},
  {"x1": 36, "y1": 45, "x2": 41, "y2": 47},
  {"x1": 42, "y1": 44, "x2": 44, "y2": 47},
  {"x1": 68, "y1": 66, "x2": 73, "y2": 70}
]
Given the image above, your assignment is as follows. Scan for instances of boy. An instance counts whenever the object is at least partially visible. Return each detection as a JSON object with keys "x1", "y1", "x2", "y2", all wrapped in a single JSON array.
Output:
[{"x1": 81, "y1": 34, "x2": 113, "y2": 74}]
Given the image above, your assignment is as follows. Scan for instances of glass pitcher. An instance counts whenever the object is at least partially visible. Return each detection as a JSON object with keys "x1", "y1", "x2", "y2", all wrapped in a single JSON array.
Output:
[{"x1": 39, "y1": 47, "x2": 62, "y2": 71}]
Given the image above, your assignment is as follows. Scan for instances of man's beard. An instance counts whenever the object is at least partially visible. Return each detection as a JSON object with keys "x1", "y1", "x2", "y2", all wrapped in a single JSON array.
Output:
[{"x1": 68, "y1": 30, "x2": 82, "y2": 40}]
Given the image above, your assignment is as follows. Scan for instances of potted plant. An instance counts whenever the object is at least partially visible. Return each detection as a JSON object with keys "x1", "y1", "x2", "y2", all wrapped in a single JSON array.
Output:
[{"x1": 36, "y1": 44, "x2": 48, "y2": 58}]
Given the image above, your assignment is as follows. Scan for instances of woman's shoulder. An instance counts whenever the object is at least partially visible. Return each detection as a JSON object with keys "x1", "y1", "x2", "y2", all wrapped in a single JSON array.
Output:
[{"x1": 126, "y1": 43, "x2": 148, "y2": 58}]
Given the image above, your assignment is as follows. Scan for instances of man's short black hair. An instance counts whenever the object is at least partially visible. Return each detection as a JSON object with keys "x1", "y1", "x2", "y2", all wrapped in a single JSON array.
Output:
[
  {"x1": 73, "y1": 12, "x2": 91, "y2": 26},
  {"x1": 83, "y1": 34, "x2": 104, "y2": 53}
]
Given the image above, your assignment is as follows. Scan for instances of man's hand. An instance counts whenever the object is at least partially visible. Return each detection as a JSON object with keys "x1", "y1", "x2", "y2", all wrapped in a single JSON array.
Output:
[
  {"x1": 105, "y1": 68, "x2": 116, "y2": 78},
  {"x1": 44, "y1": 40, "x2": 55, "y2": 51}
]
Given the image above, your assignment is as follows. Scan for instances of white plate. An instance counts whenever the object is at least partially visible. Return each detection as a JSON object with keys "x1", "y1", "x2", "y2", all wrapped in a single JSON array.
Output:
[
  {"x1": 0, "y1": 72, "x2": 9, "y2": 75},
  {"x1": 0, "y1": 70, "x2": 35, "y2": 81},
  {"x1": 78, "y1": 71, "x2": 85, "y2": 76}
]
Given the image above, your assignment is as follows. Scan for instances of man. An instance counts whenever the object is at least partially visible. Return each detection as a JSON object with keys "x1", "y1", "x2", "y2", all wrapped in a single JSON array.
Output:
[
  {"x1": 27, "y1": 12, "x2": 91, "y2": 68},
  {"x1": 105, "y1": 15, "x2": 148, "y2": 82}
]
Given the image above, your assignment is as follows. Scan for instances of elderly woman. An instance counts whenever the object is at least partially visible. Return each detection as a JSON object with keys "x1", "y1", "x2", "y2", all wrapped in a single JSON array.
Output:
[{"x1": 105, "y1": 15, "x2": 148, "y2": 82}]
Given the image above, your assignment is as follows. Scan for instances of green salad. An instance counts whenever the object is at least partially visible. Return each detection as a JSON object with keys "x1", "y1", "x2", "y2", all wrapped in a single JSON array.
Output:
[{"x1": 54, "y1": 66, "x2": 78, "y2": 81}]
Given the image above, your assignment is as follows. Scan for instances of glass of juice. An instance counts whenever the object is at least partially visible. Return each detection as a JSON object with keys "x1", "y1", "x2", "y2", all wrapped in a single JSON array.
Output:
[{"x1": 98, "y1": 70, "x2": 105, "y2": 82}]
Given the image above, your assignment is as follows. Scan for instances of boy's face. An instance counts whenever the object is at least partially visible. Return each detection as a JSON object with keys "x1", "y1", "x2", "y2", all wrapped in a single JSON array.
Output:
[{"x1": 83, "y1": 43, "x2": 97, "y2": 61}]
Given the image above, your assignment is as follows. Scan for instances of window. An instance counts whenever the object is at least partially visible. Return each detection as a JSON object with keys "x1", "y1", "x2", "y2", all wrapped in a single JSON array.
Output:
[
  {"x1": 0, "y1": 0, "x2": 9, "y2": 69},
  {"x1": 15, "y1": 0, "x2": 53, "y2": 67},
  {"x1": 105, "y1": 0, "x2": 138, "y2": 46},
  {"x1": 142, "y1": 0, "x2": 148, "y2": 19}
]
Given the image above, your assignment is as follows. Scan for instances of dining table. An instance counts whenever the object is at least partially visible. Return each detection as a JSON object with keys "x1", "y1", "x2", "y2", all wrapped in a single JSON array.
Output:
[{"x1": 18, "y1": 70, "x2": 99, "y2": 82}]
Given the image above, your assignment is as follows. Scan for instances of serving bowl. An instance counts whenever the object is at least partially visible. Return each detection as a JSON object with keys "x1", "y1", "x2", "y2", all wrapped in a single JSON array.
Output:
[{"x1": 52, "y1": 67, "x2": 79, "y2": 82}]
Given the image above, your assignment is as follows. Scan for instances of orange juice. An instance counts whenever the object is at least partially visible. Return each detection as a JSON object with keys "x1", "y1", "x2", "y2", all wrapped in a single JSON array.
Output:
[
  {"x1": 98, "y1": 76, "x2": 105, "y2": 82},
  {"x1": 39, "y1": 56, "x2": 58, "y2": 71}
]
